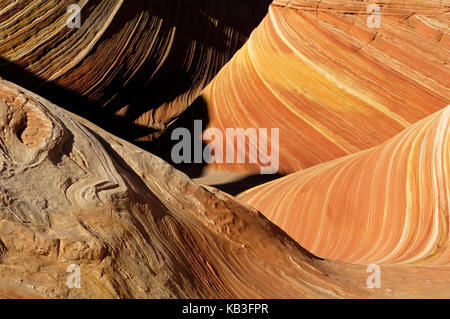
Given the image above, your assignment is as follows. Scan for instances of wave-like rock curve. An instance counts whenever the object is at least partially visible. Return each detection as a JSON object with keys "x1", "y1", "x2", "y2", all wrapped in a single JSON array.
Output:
[
  {"x1": 239, "y1": 104, "x2": 450, "y2": 266},
  {"x1": 196, "y1": 0, "x2": 449, "y2": 174}
]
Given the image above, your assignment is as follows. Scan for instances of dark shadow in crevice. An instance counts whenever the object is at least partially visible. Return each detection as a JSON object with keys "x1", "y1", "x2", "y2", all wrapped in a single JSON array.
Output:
[
  {"x1": 150, "y1": 96, "x2": 210, "y2": 179},
  {"x1": 206, "y1": 173, "x2": 286, "y2": 196}
]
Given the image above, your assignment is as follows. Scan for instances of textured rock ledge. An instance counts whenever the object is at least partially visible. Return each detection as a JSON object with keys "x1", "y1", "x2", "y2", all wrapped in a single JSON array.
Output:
[{"x1": 2, "y1": 78, "x2": 450, "y2": 298}]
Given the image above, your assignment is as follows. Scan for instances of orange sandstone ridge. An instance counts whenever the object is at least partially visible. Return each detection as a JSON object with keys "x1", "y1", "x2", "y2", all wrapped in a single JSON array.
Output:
[
  {"x1": 239, "y1": 104, "x2": 450, "y2": 265},
  {"x1": 198, "y1": 0, "x2": 449, "y2": 174}
]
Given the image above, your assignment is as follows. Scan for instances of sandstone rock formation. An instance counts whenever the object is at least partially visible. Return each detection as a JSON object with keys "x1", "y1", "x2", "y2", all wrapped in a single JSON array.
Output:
[
  {"x1": 240, "y1": 104, "x2": 450, "y2": 265},
  {"x1": 196, "y1": 0, "x2": 449, "y2": 174}
]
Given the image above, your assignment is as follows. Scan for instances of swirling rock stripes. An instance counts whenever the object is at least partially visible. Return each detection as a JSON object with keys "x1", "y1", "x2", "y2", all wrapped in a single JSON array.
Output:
[
  {"x1": 200, "y1": 1, "x2": 449, "y2": 174},
  {"x1": 0, "y1": 0, "x2": 271, "y2": 141},
  {"x1": 239, "y1": 105, "x2": 450, "y2": 265},
  {"x1": 273, "y1": 0, "x2": 448, "y2": 15}
]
